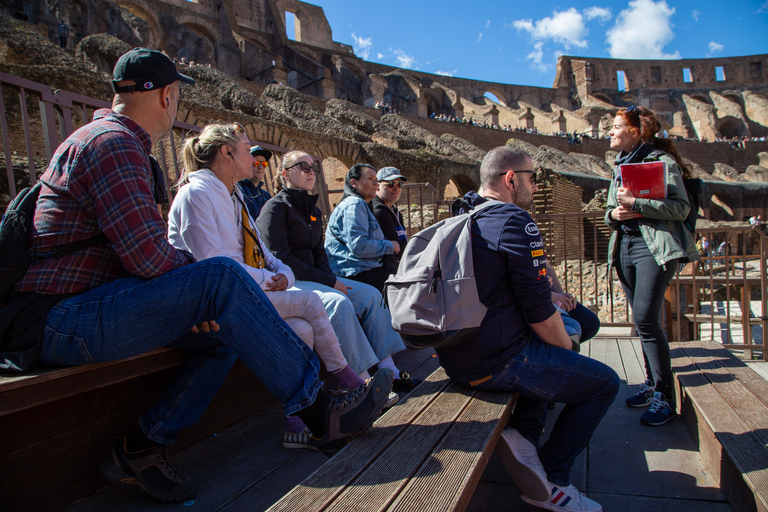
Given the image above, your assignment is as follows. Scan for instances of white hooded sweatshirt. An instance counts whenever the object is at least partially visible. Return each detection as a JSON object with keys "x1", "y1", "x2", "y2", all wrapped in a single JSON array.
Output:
[{"x1": 167, "y1": 169, "x2": 295, "y2": 290}]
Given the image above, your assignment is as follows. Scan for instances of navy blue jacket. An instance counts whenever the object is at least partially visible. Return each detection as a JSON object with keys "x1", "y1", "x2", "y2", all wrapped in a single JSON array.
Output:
[
  {"x1": 237, "y1": 179, "x2": 272, "y2": 220},
  {"x1": 437, "y1": 191, "x2": 555, "y2": 383}
]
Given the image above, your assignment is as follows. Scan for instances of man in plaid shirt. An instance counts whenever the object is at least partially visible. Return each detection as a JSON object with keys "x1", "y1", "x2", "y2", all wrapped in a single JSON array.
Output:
[{"x1": 12, "y1": 48, "x2": 392, "y2": 502}]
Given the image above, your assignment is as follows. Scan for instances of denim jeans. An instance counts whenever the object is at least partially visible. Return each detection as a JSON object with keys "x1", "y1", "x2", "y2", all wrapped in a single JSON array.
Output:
[
  {"x1": 39, "y1": 257, "x2": 322, "y2": 445},
  {"x1": 616, "y1": 233, "x2": 678, "y2": 398},
  {"x1": 567, "y1": 302, "x2": 601, "y2": 342},
  {"x1": 292, "y1": 278, "x2": 405, "y2": 374},
  {"x1": 456, "y1": 338, "x2": 619, "y2": 486}
]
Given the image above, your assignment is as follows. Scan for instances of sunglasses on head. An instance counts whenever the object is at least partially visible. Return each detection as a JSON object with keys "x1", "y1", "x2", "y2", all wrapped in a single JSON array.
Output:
[
  {"x1": 382, "y1": 181, "x2": 403, "y2": 189},
  {"x1": 232, "y1": 122, "x2": 246, "y2": 136},
  {"x1": 286, "y1": 161, "x2": 321, "y2": 174},
  {"x1": 253, "y1": 161, "x2": 269, "y2": 168}
]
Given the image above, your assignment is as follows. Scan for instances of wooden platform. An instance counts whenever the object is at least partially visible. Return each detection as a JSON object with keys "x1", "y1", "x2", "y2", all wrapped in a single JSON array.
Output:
[{"x1": 63, "y1": 333, "x2": 734, "y2": 512}]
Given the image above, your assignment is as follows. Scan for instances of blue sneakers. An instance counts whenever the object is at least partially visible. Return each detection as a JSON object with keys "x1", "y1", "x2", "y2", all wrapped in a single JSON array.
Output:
[
  {"x1": 640, "y1": 392, "x2": 677, "y2": 426},
  {"x1": 625, "y1": 380, "x2": 655, "y2": 408}
]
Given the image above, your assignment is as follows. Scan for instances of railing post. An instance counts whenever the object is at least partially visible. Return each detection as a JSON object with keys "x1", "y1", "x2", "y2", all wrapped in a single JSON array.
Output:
[{"x1": 0, "y1": 84, "x2": 16, "y2": 197}]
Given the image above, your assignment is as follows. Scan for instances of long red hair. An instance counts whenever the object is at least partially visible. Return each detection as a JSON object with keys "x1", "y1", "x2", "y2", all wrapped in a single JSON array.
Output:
[{"x1": 617, "y1": 106, "x2": 692, "y2": 178}]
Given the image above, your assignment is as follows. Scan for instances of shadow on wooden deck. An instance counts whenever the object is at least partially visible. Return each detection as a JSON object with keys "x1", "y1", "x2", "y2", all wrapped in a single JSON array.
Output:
[{"x1": 64, "y1": 331, "x2": 732, "y2": 512}]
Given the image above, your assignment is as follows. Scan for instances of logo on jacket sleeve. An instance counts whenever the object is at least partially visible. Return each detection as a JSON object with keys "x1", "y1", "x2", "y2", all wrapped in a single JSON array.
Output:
[{"x1": 525, "y1": 223, "x2": 540, "y2": 236}]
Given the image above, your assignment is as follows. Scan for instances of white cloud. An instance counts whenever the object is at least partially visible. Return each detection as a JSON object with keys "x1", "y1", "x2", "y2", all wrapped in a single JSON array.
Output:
[
  {"x1": 485, "y1": 20, "x2": 491, "y2": 29},
  {"x1": 513, "y1": 8, "x2": 589, "y2": 49},
  {"x1": 692, "y1": 9, "x2": 700, "y2": 21},
  {"x1": 351, "y1": 33, "x2": 372, "y2": 60},
  {"x1": 477, "y1": 32, "x2": 483, "y2": 43},
  {"x1": 435, "y1": 69, "x2": 459, "y2": 77},
  {"x1": 759, "y1": 1, "x2": 768, "y2": 12},
  {"x1": 394, "y1": 49, "x2": 416, "y2": 69},
  {"x1": 606, "y1": 0, "x2": 681, "y2": 59},
  {"x1": 526, "y1": 42, "x2": 548, "y2": 72},
  {"x1": 708, "y1": 41, "x2": 724, "y2": 53},
  {"x1": 377, "y1": 52, "x2": 385, "y2": 59},
  {"x1": 584, "y1": 7, "x2": 612, "y2": 21}
]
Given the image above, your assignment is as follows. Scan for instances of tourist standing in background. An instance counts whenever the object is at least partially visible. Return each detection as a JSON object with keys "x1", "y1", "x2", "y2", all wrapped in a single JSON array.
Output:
[
  {"x1": 57, "y1": 20, "x2": 69, "y2": 48},
  {"x1": 605, "y1": 105, "x2": 699, "y2": 426},
  {"x1": 372, "y1": 167, "x2": 409, "y2": 273}
]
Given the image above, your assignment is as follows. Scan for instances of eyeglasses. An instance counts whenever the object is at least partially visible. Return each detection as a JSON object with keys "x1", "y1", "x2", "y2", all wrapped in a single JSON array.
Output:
[
  {"x1": 253, "y1": 161, "x2": 269, "y2": 168},
  {"x1": 382, "y1": 181, "x2": 403, "y2": 189},
  {"x1": 626, "y1": 105, "x2": 641, "y2": 123},
  {"x1": 286, "y1": 161, "x2": 321, "y2": 174},
  {"x1": 497, "y1": 170, "x2": 536, "y2": 184}
]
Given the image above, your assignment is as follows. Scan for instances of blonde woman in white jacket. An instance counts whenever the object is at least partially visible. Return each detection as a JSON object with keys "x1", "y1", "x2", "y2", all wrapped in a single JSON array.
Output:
[{"x1": 167, "y1": 123, "x2": 366, "y2": 449}]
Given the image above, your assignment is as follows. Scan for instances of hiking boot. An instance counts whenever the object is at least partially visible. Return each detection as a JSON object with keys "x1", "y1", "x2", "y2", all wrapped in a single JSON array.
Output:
[
  {"x1": 100, "y1": 438, "x2": 196, "y2": 503},
  {"x1": 640, "y1": 392, "x2": 677, "y2": 426},
  {"x1": 281, "y1": 428, "x2": 319, "y2": 450},
  {"x1": 496, "y1": 428, "x2": 550, "y2": 501},
  {"x1": 310, "y1": 368, "x2": 393, "y2": 453},
  {"x1": 521, "y1": 482, "x2": 602, "y2": 512},
  {"x1": 625, "y1": 380, "x2": 655, "y2": 408}
]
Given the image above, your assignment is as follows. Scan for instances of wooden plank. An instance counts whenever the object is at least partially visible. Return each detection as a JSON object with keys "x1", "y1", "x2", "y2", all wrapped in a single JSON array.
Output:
[
  {"x1": 0, "y1": 349, "x2": 187, "y2": 416},
  {"x1": 590, "y1": 337, "x2": 606, "y2": 366},
  {"x1": 618, "y1": 337, "x2": 646, "y2": 384},
  {"x1": 671, "y1": 344, "x2": 768, "y2": 512},
  {"x1": 603, "y1": 338, "x2": 625, "y2": 381},
  {"x1": 387, "y1": 392, "x2": 515, "y2": 512},
  {"x1": 267, "y1": 368, "x2": 452, "y2": 512},
  {"x1": 324, "y1": 382, "x2": 477, "y2": 512}
]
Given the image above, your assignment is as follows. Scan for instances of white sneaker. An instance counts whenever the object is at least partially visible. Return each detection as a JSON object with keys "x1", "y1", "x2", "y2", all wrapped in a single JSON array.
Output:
[
  {"x1": 521, "y1": 483, "x2": 602, "y2": 512},
  {"x1": 385, "y1": 391, "x2": 399, "y2": 408},
  {"x1": 496, "y1": 428, "x2": 550, "y2": 501}
]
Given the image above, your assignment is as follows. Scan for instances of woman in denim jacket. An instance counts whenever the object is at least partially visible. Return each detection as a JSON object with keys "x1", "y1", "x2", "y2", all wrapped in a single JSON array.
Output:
[
  {"x1": 325, "y1": 163, "x2": 399, "y2": 292},
  {"x1": 605, "y1": 106, "x2": 698, "y2": 428}
]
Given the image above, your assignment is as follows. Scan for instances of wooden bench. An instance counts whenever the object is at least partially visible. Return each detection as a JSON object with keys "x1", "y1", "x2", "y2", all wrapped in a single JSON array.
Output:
[
  {"x1": 670, "y1": 340, "x2": 768, "y2": 512},
  {"x1": 0, "y1": 348, "x2": 277, "y2": 512},
  {"x1": 268, "y1": 367, "x2": 517, "y2": 512}
]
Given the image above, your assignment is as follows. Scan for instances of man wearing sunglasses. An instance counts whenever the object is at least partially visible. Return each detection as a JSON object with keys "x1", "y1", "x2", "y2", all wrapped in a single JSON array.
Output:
[
  {"x1": 372, "y1": 167, "x2": 409, "y2": 272},
  {"x1": 434, "y1": 146, "x2": 618, "y2": 512},
  {"x1": 237, "y1": 145, "x2": 274, "y2": 220}
]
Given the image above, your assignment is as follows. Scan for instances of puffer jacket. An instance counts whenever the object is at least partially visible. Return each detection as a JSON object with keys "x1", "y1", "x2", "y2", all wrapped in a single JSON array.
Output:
[{"x1": 605, "y1": 147, "x2": 699, "y2": 268}]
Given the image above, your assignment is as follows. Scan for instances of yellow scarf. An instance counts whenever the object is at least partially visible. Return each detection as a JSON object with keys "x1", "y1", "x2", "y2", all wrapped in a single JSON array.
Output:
[{"x1": 242, "y1": 205, "x2": 265, "y2": 269}]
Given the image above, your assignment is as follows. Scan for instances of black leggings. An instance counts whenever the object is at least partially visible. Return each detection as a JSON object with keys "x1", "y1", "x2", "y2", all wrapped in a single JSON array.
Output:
[
  {"x1": 616, "y1": 234, "x2": 678, "y2": 399},
  {"x1": 348, "y1": 264, "x2": 391, "y2": 293}
]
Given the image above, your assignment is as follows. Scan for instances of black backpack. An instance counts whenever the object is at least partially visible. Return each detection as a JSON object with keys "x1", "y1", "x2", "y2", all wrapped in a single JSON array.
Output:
[
  {"x1": 0, "y1": 183, "x2": 107, "y2": 372},
  {"x1": 645, "y1": 149, "x2": 703, "y2": 233}
]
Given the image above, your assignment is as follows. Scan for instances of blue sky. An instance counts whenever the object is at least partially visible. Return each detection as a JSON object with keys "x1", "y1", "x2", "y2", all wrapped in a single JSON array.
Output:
[{"x1": 301, "y1": 0, "x2": 768, "y2": 88}]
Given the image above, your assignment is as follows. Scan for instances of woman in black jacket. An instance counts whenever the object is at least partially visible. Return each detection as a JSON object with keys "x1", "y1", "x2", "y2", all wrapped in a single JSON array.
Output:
[{"x1": 256, "y1": 151, "x2": 419, "y2": 391}]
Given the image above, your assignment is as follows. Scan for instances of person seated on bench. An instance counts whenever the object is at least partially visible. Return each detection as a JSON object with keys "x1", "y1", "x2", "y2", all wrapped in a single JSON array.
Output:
[
  {"x1": 11, "y1": 48, "x2": 393, "y2": 503},
  {"x1": 237, "y1": 144, "x2": 273, "y2": 219},
  {"x1": 167, "y1": 123, "x2": 369, "y2": 450},
  {"x1": 256, "y1": 152, "x2": 420, "y2": 392},
  {"x1": 437, "y1": 146, "x2": 619, "y2": 512}
]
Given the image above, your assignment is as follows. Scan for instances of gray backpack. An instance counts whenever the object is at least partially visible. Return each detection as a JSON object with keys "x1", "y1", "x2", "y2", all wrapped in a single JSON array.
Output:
[{"x1": 384, "y1": 200, "x2": 502, "y2": 348}]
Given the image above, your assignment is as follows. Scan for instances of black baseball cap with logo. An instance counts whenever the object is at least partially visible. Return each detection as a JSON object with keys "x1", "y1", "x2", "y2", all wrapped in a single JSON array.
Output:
[{"x1": 112, "y1": 48, "x2": 195, "y2": 94}]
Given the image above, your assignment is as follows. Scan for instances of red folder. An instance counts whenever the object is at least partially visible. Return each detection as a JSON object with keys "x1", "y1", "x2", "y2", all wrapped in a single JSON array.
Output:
[{"x1": 619, "y1": 161, "x2": 667, "y2": 200}]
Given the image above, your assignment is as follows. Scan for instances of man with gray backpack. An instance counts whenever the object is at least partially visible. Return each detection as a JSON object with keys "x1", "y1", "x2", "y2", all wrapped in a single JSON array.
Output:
[{"x1": 389, "y1": 146, "x2": 618, "y2": 512}]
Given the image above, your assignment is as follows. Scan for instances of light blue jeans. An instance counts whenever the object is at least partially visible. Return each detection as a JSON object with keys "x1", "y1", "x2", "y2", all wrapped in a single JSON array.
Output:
[
  {"x1": 39, "y1": 257, "x2": 322, "y2": 445},
  {"x1": 293, "y1": 278, "x2": 405, "y2": 374}
]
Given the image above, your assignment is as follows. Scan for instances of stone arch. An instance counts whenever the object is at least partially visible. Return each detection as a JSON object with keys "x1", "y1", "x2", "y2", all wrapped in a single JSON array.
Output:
[
  {"x1": 718, "y1": 117, "x2": 747, "y2": 139},
  {"x1": 180, "y1": 20, "x2": 219, "y2": 48},
  {"x1": 710, "y1": 192, "x2": 734, "y2": 221},
  {"x1": 691, "y1": 94, "x2": 711, "y2": 104},
  {"x1": 443, "y1": 173, "x2": 477, "y2": 199},
  {"x1": 483, "y1": 89, "x2": 508, "y2": 107},
  {"x1": 592, "y1": 93, "x2": 612, "y2": 104},
  {"x1": 115, "y1": 1, "x2": 161, "y2": 47},
  {"x1": 724, "y1": 93, "x2": 742, "y2": 104}
]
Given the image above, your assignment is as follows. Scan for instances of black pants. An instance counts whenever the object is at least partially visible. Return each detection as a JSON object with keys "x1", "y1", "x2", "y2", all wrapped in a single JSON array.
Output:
[
  {"x1": 348, "y1": 264, "x2": 391, "y2": 293},
  {"x1": 616, "y1": 233, "x2": 678, "y2": 399}
]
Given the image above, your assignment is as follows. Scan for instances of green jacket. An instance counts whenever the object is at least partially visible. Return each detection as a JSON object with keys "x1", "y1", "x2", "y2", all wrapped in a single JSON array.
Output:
[{"x1": 605, "y1": 151, "x2": 699, "y2": 268}]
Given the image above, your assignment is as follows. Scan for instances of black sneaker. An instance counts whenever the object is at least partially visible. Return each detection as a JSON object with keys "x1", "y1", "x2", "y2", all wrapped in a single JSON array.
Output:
[
  {"x1": 310, "y1": 368, "x2": 394, "y2": 453},
  {"x1": 392, "y1": 371, "x2": 423, "y2": 392},
  {"x1": 100, "y1": 437, "x2": 197, "y2": 502}
]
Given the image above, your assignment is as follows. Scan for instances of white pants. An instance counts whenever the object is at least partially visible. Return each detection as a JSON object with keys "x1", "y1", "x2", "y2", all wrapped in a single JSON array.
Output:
[{"x1": 265, "y1": 288, "x2": 348, "y2": 372}]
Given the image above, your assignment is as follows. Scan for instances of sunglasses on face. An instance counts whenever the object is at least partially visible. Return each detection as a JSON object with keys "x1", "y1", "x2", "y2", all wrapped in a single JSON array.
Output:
[
  {"x1": 382, "y1": 181, "x2": 403, "y2": 189},
  {"x1": 498, "y1": 170, "x2": 537, "y2": 184},
  {"x1": 286, "y1": 161, "x2": 321, "y2": 174},
  {"x1": 253, "y1": 161, "x2": 269, "y2": 168}
]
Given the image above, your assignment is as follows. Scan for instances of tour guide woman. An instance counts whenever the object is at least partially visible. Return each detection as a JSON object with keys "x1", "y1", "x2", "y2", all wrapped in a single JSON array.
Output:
[{"x1": 605, "y1": 105, "x2": 698, "y2": 426}]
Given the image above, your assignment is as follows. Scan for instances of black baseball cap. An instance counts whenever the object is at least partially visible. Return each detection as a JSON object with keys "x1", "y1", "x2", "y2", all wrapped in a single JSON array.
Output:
[
  {"x1": 112, "y1": 48, "x2": 195, "y2": 94},
  {"x1": 250, "y1": 145, "x2": 273, "y2": 160}
]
